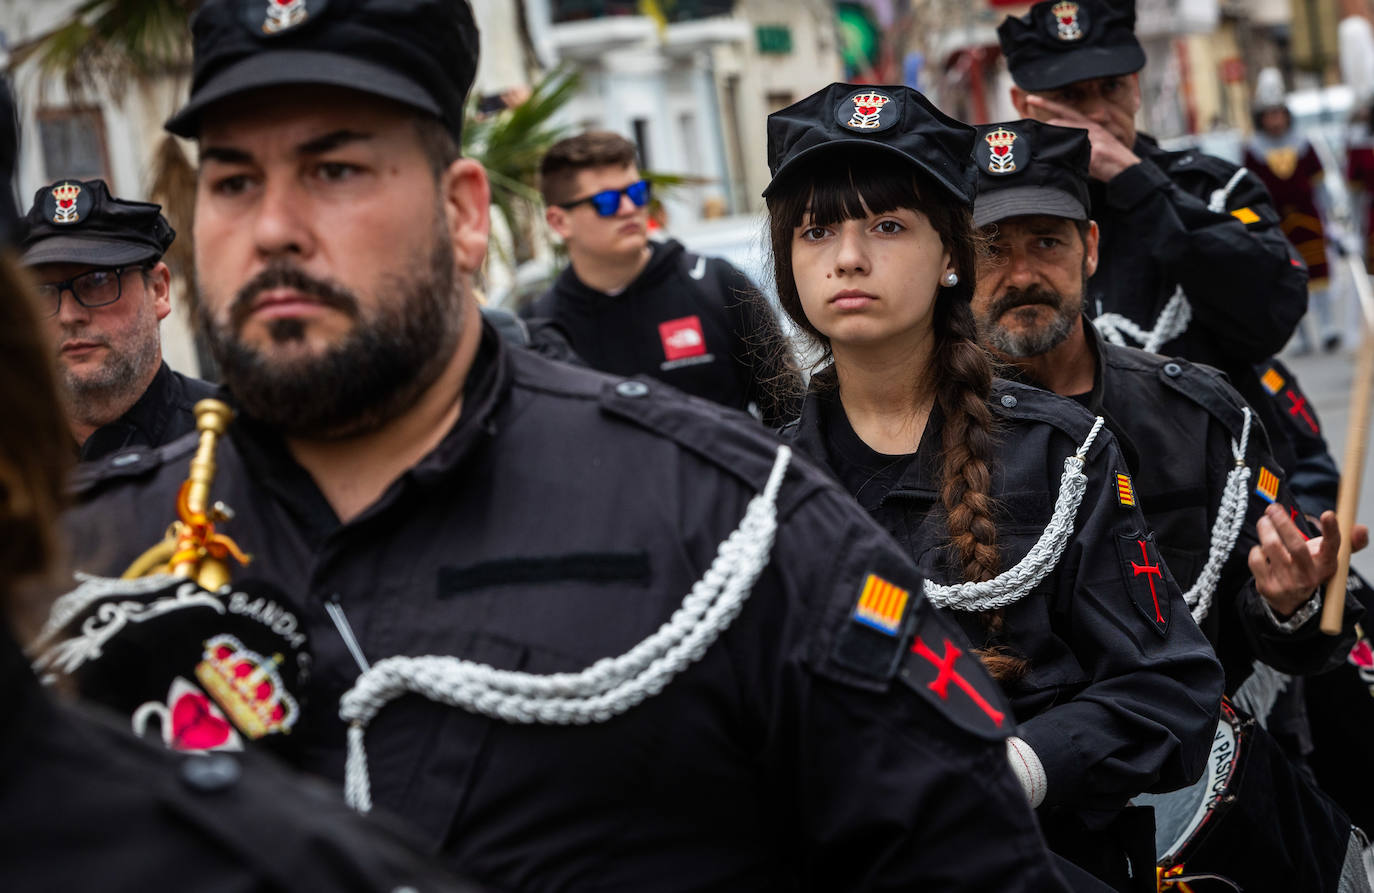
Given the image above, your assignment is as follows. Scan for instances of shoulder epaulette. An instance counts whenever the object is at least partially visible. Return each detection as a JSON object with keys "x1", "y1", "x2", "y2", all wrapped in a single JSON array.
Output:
[
  {"x1": 989, "y1": 379, "x2": 1110, "y2": 461},
  {"x1": 1153, "y1": 357, "x2": 1250, "y2": 438},
  {"x1": 70, "y1": 430, "x2": 199, "y2": 498}
]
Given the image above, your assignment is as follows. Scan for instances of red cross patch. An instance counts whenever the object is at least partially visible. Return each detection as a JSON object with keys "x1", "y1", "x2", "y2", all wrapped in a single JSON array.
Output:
[
  {"x1": 1284, "y1": 389, "x2": 1320, "y2": 435},
  {"x1": 899, "y1": 627, "x2": 1010, "y2": 740},
  {"x1": 1115, "y1": 533, "x2": 1170, "y2": 637},
  {"x1": 658, "y1": 315, "x2": 708, "y2": 362}
]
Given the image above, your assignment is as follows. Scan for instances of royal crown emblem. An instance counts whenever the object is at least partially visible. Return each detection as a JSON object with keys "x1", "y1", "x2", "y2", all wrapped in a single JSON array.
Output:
[
  {"x1": 1052, "y1": 1, "x2": 1083, "y2": 40},
  {"x1": 51, "y1": 181, "x2": 82, "y2": 224},
  {"x1": 263, "y1": 0, "x2": 308, "y2": 34},
  {"x1": 194, "y1": 633, "x2": 299, "y2": 739},
  {"x1": 984, "y1": 128, "x2": 1018, "y2": 174},
  {"x1": 847, "y1": 92, "x2": 891, "y2": 130}
]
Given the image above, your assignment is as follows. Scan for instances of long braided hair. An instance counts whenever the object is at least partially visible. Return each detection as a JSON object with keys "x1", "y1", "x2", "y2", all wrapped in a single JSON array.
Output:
[{"x1": 766, "y1": 155, "x2": 1027, "y2": 680}]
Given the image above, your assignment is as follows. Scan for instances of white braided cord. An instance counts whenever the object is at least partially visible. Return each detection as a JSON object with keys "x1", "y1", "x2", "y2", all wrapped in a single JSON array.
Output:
[
  {"x1": 924, "y1": 417, "x2": 1106, "y2": 611},
  {"x1": 339, "y1": 445, "x2": 793, "y2": 813},
  {"x1": 1185, "y1": 407, "x2": 1254, "y2": 623},
  {"x1": 1092, "y1": 166, "x2": 1249, "y2": 353}
]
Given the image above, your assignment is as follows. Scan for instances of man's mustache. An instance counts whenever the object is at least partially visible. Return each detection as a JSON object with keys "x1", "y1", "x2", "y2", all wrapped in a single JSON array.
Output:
[
  {"x1": 989, "y1": 286, "x2": 1063, "y2": 318},
  {"x1": 229, "y1": 264, "x2": 361, "y2": 331}
]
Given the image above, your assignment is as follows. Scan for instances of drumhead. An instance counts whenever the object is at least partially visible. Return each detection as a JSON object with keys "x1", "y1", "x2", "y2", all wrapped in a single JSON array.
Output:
[{"x1": 1136, "y1": 699, "x2": 1243, "y2": 864}]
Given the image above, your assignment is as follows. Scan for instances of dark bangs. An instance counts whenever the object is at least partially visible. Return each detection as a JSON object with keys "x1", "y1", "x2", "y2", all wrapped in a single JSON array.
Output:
[{"x1": 772, "y1": 152, "x2": 930, "y2": 232}]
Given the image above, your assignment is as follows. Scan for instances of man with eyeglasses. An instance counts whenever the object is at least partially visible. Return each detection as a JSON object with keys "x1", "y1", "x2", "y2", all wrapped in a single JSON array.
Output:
[
  {"x1": 18, "y1": 179, "x2": 215, "y2": 460},
  {"x1": 523, "y1": 131, "x2": 799, "y2": 427}
]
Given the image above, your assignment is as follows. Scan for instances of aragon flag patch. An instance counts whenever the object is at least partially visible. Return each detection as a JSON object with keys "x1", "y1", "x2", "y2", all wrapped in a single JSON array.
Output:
[{"x1": 1116, "y1": 472, "x2": 1136, "y2": 508}]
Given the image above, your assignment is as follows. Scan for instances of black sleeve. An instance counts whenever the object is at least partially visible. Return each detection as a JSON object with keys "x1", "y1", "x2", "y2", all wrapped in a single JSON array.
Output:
[
  {"x1": 757, "y1": 488, "x2": 1073, "y2": 892},
  {"x1": 1016, "y1": 431, "x2": 1225, "y2": 811},
  {"x1": 1230, "y1": 449, "x2": 1361, "y2": 676},
  {"x1": 1102, "y1": 157, "x2": 1308, "y2": 362},
  {"x1": 1258, "y1": 359, "x2": 1341, "y2": 515},
  {"x1": 716, "y1": 259, "x2": 804, "y2": 428}
]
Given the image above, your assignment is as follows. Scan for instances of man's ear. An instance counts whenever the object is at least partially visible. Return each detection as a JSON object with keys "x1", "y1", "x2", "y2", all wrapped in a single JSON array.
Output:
[
  {"x1": 441, "y1": 158, "x2": 491, "y2": 275},
  {"x1": 1010, "y1": 85, "x2": 1032, "y2": 118},
  {"x1": 149, "y1": 261, "x2": 172, "y2": 321},
  {"x1": 545, "y1": 204, "x2": 572, "y2": 241},
  {"x1": 1083, "y1": 220, "x2": 1100, "y2": 278}
]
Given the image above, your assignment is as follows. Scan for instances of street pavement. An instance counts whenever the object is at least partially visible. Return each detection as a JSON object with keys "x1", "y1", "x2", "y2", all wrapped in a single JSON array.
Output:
[{"x1": 1281, "y1": 336, "x2": 1374, "y2": 579}]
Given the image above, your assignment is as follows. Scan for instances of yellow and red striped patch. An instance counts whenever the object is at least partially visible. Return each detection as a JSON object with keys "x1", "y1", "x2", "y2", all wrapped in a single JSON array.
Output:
[
  {"x1": 853, "y1": 574, "x2": 910, "y2": 636},
  {"x1": 1116, "y1": 472, "x2": 1136, "y2": 508},
  {"x1": 1260, "y1": 366, "x2": 1286, "y2": 395},
  {"x1": 1255, "y1": 466, "x2": 1280, "y2": 504}
]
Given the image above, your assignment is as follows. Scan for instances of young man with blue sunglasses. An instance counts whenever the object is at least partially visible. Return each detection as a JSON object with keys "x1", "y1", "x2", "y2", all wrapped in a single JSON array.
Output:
[{"x1": 526, "y1": 131, "x2": 798, "y2": 426}]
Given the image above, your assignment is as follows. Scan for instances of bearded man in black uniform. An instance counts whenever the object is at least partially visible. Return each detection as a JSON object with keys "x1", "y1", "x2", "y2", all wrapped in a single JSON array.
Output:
[
  {"x1": 17, "y1": 180, "x2": 217, "y2": 461},
  {"x1": 55, "y1": 1, "x2": 1077, "y2": 890},
  {"x1": 0, "y1": 78, "x2": 481, "y2": 893},
  {"x1": 997, "y1": 0, "x2": 1332, "y2": 495},
  {"x1": 968, "y1": 118, "x2": 1373, "y2": 892}
]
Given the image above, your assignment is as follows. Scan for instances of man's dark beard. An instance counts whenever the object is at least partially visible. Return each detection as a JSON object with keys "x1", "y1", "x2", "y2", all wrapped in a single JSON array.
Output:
[
  {"x1": 979, "y1": 281, "x2": 1081, "y2": 358},
  {"x1": 196, "y1": 230, "x2": 462, "y2": 439}
]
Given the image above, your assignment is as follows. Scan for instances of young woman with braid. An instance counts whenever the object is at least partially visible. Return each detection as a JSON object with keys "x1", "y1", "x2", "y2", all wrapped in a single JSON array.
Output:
[{"x1": 767, "y1": 84, "x2": 1224, "y2": 891}]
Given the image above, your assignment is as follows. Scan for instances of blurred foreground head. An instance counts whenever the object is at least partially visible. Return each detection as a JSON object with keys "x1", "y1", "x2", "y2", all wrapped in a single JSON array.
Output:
[{"x1": 0, "y1": 79, "x2": 72, "y2": 637}]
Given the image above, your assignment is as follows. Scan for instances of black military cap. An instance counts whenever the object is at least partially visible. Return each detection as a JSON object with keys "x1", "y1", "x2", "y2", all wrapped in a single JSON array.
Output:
[
  {"x1": 165, "y1": 0, "x2": 479, "y2": 140},
  {"x1": 18, "y1": 179, "x2": 175, "y2": 268},
  {"x1": 998, "y1": 0, "x2": 1146, "y2": 92},
  {"x1": 764, "y1": 83, "x2": 977, "y2": 206},
  {"x1": 973, "y1": 120, "x2": 1092, "y2": 228}
]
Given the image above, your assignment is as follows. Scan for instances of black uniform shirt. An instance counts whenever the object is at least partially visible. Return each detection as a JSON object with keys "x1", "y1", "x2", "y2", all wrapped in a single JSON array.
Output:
[
  {"x1": 1031, "y1": 321, "x2": 1358, "y2": 689},
  {"x1": 1088, "y1": 134, "x2": 1308, "y2": 371},
  {"x1": 0, "y1": 624, "x2": 483, "y2": 892},
  {"x1": 784, "y1": 372, "x2": 1224, "y2": 818},
  {"x1": 522, "y1": 239, "x2": 799, "y2": 427},
  {"x1": 62, "y1": 323, "x2": 1072, "y2": 892},
  {"x1": 78, "y1": 361, "x2": 218, "y2": 463}
]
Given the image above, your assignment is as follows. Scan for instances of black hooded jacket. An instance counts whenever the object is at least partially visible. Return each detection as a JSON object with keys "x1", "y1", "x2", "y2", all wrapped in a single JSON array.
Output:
[{"x1": 523, "y1": 239, "x2": 799, "y2": 426}]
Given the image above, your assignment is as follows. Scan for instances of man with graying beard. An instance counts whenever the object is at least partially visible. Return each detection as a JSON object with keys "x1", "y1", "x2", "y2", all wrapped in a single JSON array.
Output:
[
  {"x1": 997, "y1": 0, "x2": 1331, "y2": 503},
  {"x1": 969, "y1": 118, "x2": 1371, "y2": 892},
  {"x1": 54, "y1": 0, "x2": 1078, "y2": 889},
  {"x1": 18, "y1": 179, "x2": 215, "y2": 461}
]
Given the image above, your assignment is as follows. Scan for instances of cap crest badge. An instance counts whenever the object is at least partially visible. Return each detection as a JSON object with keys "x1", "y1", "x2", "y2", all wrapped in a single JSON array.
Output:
[
  {"x1": 837, "y1": 90, "x2": 897, "y2": 133},
  {"x1": 50, "y1": 181, "x2": 83, "y2": 225},
  {"x1": 263, "y1": 0, "x2": 308, "y2": 34},
  {"x1": 984, "y1": 128, "x2": 1018, "y2": 174},
  {"x1": 1051, "y1": 1, "x2": 1084, "y2": 41}
]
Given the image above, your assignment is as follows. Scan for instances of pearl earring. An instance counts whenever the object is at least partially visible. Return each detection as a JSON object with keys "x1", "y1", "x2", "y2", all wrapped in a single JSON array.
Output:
[{"x1": 942, "y1": 271, "x2": 959, "y2": 287}]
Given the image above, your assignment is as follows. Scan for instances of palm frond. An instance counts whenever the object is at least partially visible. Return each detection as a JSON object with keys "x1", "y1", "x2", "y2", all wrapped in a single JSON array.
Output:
[{"x1": 10, "y1": 0, "x2": 195, "y2": 98}]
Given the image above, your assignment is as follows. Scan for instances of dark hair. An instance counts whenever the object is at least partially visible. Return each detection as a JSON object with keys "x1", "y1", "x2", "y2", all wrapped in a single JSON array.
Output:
[
  {"x1": 0, "y1": 250, "x2": 72, "y2": 641},
  {"x1": 539, "y1": 131, "x2": 638, "y2": 205},
  {"x1": 766, "y1": 153, "x2": 1026, "y2": 681},
  {"x1": 415, "y1": 114, "x2": 462, "y2": 178}
]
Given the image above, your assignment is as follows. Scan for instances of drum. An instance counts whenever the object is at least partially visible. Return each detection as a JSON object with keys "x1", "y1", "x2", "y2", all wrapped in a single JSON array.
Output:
[{"x1": 1136, "y1": 699, "x2": 1361, "y2": 892}]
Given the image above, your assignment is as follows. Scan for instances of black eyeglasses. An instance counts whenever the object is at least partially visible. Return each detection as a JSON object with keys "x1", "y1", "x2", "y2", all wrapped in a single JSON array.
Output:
[
  {"x1": 36, "y1": 265, "x2": 149, "y2": 319},
  {"x1": 558, "y1": 179, "x2": 651, "y2": 217}
]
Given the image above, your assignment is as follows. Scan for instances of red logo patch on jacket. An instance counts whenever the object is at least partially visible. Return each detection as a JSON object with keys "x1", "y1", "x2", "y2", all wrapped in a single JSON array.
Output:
[{"x1": 658, "y1": 315, "x2": 707, "y2": 362}]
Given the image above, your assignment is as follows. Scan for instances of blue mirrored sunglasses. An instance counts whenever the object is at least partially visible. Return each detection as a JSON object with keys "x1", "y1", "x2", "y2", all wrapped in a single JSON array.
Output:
[{"x1": 559, "y1": 179, "x2": 651, "y2": 217}]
